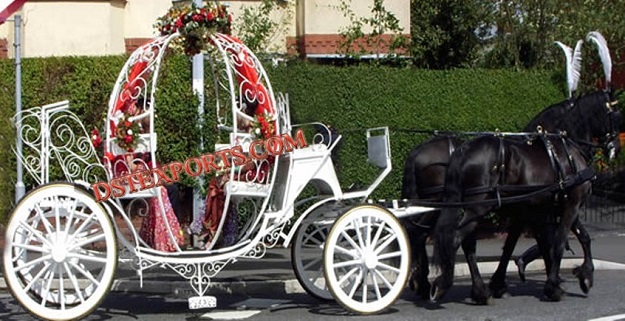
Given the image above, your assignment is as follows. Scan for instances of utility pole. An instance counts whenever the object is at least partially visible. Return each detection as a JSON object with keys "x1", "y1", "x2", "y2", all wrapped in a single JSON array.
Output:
[
  {"x1": 14, "y1": 14, "x2": 24, "y2": 203},
  {"x1": 191, "y1": 0, "x2": 205, "y2": 235}
]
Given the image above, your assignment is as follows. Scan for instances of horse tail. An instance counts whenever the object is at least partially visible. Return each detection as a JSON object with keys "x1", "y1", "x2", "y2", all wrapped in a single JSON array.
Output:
[{"x1": 401, "y1": 148, "x2": 420, "y2": 199}]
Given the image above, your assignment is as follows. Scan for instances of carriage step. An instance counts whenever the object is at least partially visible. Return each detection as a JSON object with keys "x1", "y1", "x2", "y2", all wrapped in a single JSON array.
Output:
[{"x1": 189, "y1": 296, "x2": 217, "y2": 310}]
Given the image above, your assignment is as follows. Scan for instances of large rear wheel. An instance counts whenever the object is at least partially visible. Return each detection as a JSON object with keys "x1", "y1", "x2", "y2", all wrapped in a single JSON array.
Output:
[
  {"x1": 3, "y1": 183, "x2": 118, "y2": 321},
  {"x1": 291, "y1": 209, "x2": 334, "y2": 300}
]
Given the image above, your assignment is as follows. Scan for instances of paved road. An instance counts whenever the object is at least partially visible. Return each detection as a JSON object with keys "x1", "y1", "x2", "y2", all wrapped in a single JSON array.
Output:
[
  {"x1": 3, "y1": 270, "x2": 625, "y2": 321},
  {"x1": 2, "y1": 223, "x2": 624, "y2": 320}
]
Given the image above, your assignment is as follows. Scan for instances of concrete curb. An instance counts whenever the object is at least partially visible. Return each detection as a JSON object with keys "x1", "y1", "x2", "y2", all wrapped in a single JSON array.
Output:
[{"x1": 4, "y1": 258, "x2": 621, "y2": 297}]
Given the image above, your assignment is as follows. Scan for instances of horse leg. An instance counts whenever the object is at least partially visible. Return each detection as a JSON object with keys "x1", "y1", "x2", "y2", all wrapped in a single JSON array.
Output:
[
  {"x1": 515, "y1": 244, "x2": 541, "y2": 283},
  {"x1": 460, "y1": 230, "x2": 492, "y2": 305},
  {"x1": 544, "y1": 203, "x2": 582, "y2": 301},
  {"x1": 430, "y1": 207, "x2": 472, "y2": 302},
  {"x1": 406, "y1": 213, "x2": 435, "y2": 300},
  {"x1": 489, "y1": 218, "x2": 524, "y2": 298},
  {"x1": 571, "y1": 219, "x2": 594, "y2": 294}
]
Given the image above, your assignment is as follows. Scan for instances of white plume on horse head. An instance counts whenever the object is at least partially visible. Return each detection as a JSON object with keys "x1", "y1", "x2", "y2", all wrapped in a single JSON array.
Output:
[
  {"x1": 586, "y1": 31, "x2": 612, "y2": 88},
  {"x1": 555, "y1": 40, "x2": 583, "y2": 98}
]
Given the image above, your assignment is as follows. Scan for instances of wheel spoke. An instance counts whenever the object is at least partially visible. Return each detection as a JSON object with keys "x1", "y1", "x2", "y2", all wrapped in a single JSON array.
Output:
[
  {"x1": 337, "y1": 267, "x2": 359, "y2": 286},
  {"x1": 12, "y1": 243, "x2": 49, "y2": 254},
  {"x1": 58, "y1": 262, "x2": 65, "y2": 310},
  {"x1": 334, "y1": 245, "x2": 358, "y2": 258},
  {"x1": 40, "y1": 264, "x2": 57, "y2": 306},
  {"x1": 14, "y1": 254, "x2": 53, "y2": 272},
  {"x1": 64, "y1": 197, "x2": 79, "y2": 235},
  {"x1": 303, "y1": 231, "x2": 323, "y2": 246},
  {"x1": 67, "y1": 211, "x2": 97, "y2": 245},
  {"x1": 302, "y1": 257, "x2": 322, "y2": 271},
  {"x1": 339, "y1": 230, "x2": 361, "y2": 254},
  {"x1": 354, "y1": 218, "x2": 366, "y2": 249},
  {"x1": 63, "y1": 262, "x2": 85, "y2": 304},
  {"x1": 23, "y1": 262, "x2": 51, "y2": 292},
  {"x1": 377, "y1": 262, "x2": 401, "y2": 274},
  {"x1": 68, "y1": 252, "x2": 109, "y2": 265},
  {"x1": 348, "y1": 270, "x2": 363, "y2": 298},
  {"x1": 377, "y1": 251, "x2": 402, "y2": 260},
  {"x1": 374, "y1": 233, "x2": 397, "y2": 255},
  {"x1": 69, "y1": 232, "x2": 105, "y2": 251},
  {"x1": 69, "y1": 261, "x2": 100, "y2": 286},
  {"x1": 374, "y1": 268, "x2": 393, "y2": 289},
  {"x1": 18, "y1": 221, "x2": 52, "y2": 249},
  {"x1": 362, "y1": 269, "x2": 368, "y2": 303},
  {"x1": 366, "y1": 215, "x2": 372, "y2": 247},
  {"x1": 310, "y1": 267, "x2": 324, "y2": 286},
  {"x1": 54, "y1": 196, "x2": 62, "y2": 237},
  {"x1": 371, "y1": 270, "x2": 382, "y2": 300},
  {"x1": 371, "y1": 221, "x2": 386, "y2": 249},
  {"x1": 332, "y1": 259, "x2": 361, "y2": 269},
  {"x1": 35, "y1": 206, "x2": 55, "y2": 238}
]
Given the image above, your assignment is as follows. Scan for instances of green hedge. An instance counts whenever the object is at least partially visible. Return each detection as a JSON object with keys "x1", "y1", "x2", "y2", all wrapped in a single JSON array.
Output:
[
  {"x1": 268, "y1": 63, "x2": 565, "y2": 198},
  {"x1": 0, "y1": 56, "x2": 567, "y2": 223}
]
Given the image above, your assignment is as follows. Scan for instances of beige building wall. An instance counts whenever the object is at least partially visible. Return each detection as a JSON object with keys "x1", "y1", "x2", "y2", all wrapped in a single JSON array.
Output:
[
  {"x1": 22, "y1": 1, "x2": 126, "y2": 57},
  {"x1": 302, "y1": 0, "x2": 410, "y2": 35},
  {"x1": 0, "y1": 0, "x2": 408, "y2": 58}
]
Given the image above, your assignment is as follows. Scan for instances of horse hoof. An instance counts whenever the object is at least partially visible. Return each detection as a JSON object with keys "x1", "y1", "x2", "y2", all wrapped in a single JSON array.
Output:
[
  {"x1": 492, "y1": 287, "x2": 510, "y2": 299},
  {"x1": 544, "y1": 284, "x2": 565, "y2": 302},
  {"x1": 515, "y1": 257, "x2": 526, "y2": 283},
  {"x1": 573, "y1": 266, "x2": 593, "y2": 294},
  {"x1": 471, "y1": 288, "x2": 492, "y2": 305},
  {"x1": 579, "y1": 277, "x2": 593, "y2": 294},
  {"x1": 418, "y1": 283, "x2": 432, "y2": 300}
]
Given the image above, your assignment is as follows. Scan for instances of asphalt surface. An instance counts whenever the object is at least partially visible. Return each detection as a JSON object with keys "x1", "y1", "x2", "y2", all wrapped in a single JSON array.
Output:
[{"x1": 1, "y1": 222, "x2": 624, "y2": 298}]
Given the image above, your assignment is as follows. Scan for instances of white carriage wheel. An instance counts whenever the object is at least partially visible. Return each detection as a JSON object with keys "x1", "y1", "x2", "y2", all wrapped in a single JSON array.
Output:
[
  {"x1": 291, "y1": 210, "x2": 334, "y2": 301},
  {"x1": 2, "y1": 183, "x2": 118, "y2": 321},
  {"x1": 324, "y1": 205, "x2": 410, "y2": 314}
]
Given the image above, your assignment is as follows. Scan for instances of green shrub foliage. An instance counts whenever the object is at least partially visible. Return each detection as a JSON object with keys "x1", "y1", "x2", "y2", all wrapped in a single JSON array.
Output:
[{"x1": 0, "y1": 56, "x2": 565, "y2": 222}]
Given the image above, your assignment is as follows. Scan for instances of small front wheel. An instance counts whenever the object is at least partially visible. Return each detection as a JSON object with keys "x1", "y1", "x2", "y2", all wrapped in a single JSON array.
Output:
[
  {"x1": 2, "y1": 183, "x2": 118, "y2": 321},
  {"x1": 324, "y1": 205, "x2": 410, "y2": 314}
]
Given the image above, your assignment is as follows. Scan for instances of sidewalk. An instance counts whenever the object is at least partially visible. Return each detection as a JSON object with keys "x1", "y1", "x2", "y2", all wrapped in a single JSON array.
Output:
[{"x1": 2, "y1": 222, "x2": 625, "y2": 297}]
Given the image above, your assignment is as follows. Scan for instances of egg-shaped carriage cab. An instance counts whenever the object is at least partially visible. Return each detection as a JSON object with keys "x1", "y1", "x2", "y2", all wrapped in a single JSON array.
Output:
[{"x1": 101, "y1": 29, "x2": 298, "y2": 256}]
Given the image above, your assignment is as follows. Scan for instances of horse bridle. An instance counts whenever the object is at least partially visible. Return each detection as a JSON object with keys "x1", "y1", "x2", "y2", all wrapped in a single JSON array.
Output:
[{"x1": 600, "y1": 95, "x2": 620, "y2": 160}]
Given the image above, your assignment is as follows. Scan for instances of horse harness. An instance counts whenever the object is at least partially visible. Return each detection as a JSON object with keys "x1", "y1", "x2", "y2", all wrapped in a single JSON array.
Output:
[{"x1": 463, "y1": 131, "x2": 594, "y2": 209}]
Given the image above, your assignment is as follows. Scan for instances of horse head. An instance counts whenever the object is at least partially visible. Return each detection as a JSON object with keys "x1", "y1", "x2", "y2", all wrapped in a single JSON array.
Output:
[{"x1": 574, "y1": 88, "x2": 622, "y2": 161}]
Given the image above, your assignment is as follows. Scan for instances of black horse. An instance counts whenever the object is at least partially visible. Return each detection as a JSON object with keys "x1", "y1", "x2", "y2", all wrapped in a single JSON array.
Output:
[
  {"x1": 428, "y1": 89, "x2": 621, "y2": 303},
  {"x1": 403, "y1": 89, "x2": 622, "y2": 301}
]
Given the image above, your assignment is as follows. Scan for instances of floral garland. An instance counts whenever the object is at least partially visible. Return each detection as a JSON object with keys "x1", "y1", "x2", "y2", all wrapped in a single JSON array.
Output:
[
  {"x1": 154, "y1": 3, "x2": 232, "y2": 56},
  {"x1": 252, "y1": 112, "x2": 276, "y2": 139},
  {"x1": 115, "y1": 113, "x2": 141, "y2": 153}
]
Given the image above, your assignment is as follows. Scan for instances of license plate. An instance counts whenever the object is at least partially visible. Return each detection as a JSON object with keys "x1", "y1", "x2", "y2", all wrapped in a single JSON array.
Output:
[{"x1": 188, "y1": 296, "x2": 217, "y2": 310}]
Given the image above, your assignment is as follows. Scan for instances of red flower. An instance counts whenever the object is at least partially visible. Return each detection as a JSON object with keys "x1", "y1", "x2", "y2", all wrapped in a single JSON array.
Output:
[
  {"x1": 124, "y1": 120, "x2": 132, "y2": 127},
  {"x1": 192, "y1": 14, "x2": 202, "y2": 22},
  {"x1": 91, "y1": 128, "x2": 102, "y2": 149},
  {"x1": 206, "y1": 12, "x2": 215, "y2": 21},
  {"x1": 124, "y1": 135, "x2": 133, "y2": 143},
  {"x1": 175, "y1": 17, "x2": 184, "y2": 28}
]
